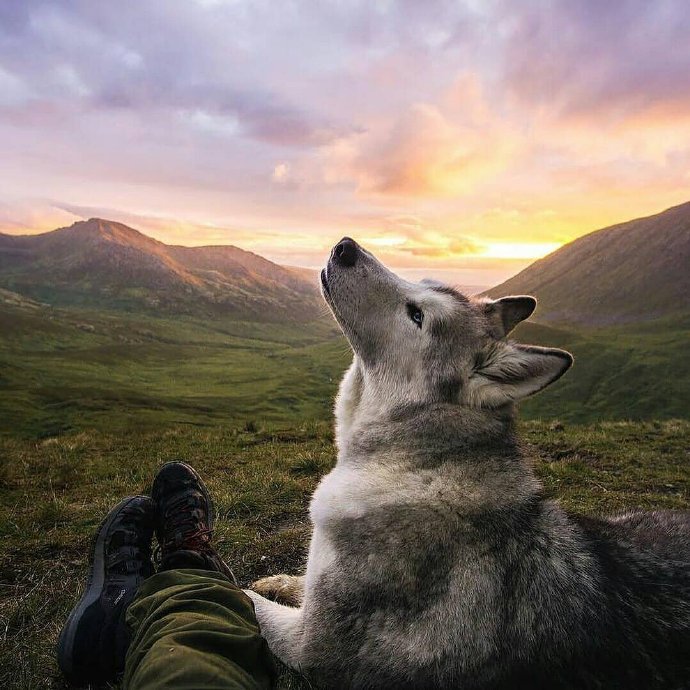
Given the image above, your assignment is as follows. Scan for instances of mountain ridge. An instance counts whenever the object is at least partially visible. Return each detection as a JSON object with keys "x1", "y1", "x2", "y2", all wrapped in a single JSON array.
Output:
[
  {"x1": 0, "y1": 218, "x2": 321, "y2": 321},
  {"x1": 485, "y1": 201, "x2": 690, "y2": 325}
]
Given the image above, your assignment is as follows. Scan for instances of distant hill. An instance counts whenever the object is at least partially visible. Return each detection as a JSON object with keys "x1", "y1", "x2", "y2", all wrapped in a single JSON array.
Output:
[
  {"x1": 486, "y1": 202, "x2": 690, "y2": 325},
  {"x1": 0, "y1": 218, "x2": 320, "y2": 321}
]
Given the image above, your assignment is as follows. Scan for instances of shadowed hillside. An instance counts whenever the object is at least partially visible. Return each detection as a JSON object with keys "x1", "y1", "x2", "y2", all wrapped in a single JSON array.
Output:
[
  {"x1": 0, "y1": 219, "x2": 320, "y2": 321},
  {"x1": 513, "y1": 317, "x2": 690, "y2": 423},
  {"x1": 486, "y1": 201, "x2": 690, "y2": 325},
  {"x1": 480, "y1": 202, "x2": 690, "y2": 421}
]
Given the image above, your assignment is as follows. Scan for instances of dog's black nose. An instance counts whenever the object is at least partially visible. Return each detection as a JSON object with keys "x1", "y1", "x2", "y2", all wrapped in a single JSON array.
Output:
[{"x1": 333, "y1": 237, "x2": 358, "y2": 267}]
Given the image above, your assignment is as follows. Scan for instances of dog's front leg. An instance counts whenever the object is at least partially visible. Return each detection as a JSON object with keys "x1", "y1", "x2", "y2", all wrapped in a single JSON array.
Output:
[{"x1": 244, "y1": 589, "x2": 304, "y2": 669}]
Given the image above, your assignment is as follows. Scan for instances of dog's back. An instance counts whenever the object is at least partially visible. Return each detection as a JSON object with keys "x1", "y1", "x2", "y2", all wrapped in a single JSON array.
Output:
[{"x1": 554, "y1": 511, "x2": 690, "y2": 688}]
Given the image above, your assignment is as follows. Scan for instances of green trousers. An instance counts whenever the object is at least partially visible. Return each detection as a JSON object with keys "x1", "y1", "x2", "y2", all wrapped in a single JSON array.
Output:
[{"x1": 123, "y1": 569, "x2": 277, "y2": 690}]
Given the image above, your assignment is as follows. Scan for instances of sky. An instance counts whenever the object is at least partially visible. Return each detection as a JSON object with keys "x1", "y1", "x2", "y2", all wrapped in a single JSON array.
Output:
[{"x1": 1, "y1": 0, "x2": 689, "y2": 287}]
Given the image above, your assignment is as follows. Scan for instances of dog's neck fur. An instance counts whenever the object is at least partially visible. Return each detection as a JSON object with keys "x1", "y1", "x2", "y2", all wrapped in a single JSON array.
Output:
[
  {"x1": 335, "y1": 357, "x2": 525, "y2": 469},
  {"x1": 314, "y1": 357, "x2": 540, "y2": 531}
]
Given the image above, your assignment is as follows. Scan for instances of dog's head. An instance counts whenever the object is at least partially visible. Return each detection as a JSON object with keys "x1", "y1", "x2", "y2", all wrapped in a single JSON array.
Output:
[{"x1": 321, "y1": 237, "x2": 572, "y2": 414}]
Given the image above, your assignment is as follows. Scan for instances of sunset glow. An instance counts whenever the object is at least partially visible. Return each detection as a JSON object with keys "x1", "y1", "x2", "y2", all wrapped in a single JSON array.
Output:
[
  {"x1": 481, "y1": 243, "x2": 563, "y2": 260},
  {"x1": 1, "y1": 2, "x2": 689, "y2": 287}
]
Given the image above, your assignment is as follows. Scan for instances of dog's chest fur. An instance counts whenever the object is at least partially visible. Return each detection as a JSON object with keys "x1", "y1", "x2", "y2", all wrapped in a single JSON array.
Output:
[{"x1": 301, "y1": 450, "x2": 594, "y2": 688}]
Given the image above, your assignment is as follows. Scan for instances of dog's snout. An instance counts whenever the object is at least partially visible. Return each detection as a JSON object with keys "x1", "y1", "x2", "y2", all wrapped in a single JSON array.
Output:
[{"x1": 332, "y1": 237, "x2": 358, "y2": 268}]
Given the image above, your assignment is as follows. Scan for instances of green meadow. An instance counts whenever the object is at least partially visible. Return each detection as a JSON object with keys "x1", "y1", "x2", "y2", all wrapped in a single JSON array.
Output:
[
  {"x1": 516, "y1": 316, "x2": 690, "y2": 423},
  {"x1": 0, "y1": 303, "x2": 349, "y2": 438},
  {"x1": 1, "y1": 303, "x2": 688, "y2": 437}
]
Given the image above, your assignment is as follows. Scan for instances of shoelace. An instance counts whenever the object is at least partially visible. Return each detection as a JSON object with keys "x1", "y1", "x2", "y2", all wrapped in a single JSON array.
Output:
[
  {"x1": 152, "y1": 492, "x2": 216, "y2": 567},
  {"x1": 106, "y1": 527, "x2": 152, "y2": 577},
  {"x1": 161, "y1": 493, "x2": 213, "y2": 550},
  {"x1": 153, "y1": 493, "x2": 238, "y2": 586}
]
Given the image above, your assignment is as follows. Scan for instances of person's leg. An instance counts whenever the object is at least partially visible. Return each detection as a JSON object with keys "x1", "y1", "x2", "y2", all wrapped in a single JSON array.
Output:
[
  {"x1": 123, "y1": 569, "x2": 274, "y2": 690},
  {"x1": 122, "y1": 460, "x2": 277, "y2": 689}
]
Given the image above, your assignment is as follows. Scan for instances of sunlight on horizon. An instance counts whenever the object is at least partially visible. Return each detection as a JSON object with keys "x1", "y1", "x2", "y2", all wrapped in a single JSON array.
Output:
[{"x1": 480, "y1": 242, "x2": 562, "y2": 260}]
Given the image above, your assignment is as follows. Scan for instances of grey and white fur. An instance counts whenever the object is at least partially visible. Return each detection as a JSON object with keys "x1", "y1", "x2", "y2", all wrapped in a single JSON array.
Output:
[{"x1": 247, "y1": 238, "x2": 690, "y2": 689}]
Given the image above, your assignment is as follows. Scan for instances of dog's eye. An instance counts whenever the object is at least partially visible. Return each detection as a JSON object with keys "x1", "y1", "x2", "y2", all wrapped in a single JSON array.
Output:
[{"x1": 406, "y1": 303, "x2": 424, "y2": 328}]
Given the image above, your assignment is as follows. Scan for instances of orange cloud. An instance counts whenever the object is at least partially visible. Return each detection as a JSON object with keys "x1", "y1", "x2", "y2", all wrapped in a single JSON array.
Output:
[{"x1": 324, "y1": 79, "x2": 518, "y2": 199}]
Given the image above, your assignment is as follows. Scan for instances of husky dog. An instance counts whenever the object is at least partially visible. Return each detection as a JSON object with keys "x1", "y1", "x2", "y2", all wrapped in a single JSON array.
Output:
[{"x1": 247, "y1": 238, "x2": 690, "y2": 689}]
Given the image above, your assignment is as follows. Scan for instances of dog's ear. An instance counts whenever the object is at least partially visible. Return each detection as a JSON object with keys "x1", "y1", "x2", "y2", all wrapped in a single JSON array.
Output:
[
  {"x1": 482, "y1": 296, "x2": 537, "y2": 337},
  {"x1": 467, "y1": 342, "x2": 573, "y2": 407}
]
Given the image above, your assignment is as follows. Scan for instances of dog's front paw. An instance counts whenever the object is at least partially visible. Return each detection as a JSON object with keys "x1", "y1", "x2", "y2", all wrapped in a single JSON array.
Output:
[{"x1": 251, "y1": 574, "x2": 304, "y2": 607}]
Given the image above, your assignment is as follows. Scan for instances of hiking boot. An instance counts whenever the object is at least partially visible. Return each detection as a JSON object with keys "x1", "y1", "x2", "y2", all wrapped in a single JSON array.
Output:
[
  {"x1": 151, "y1": 461, "x2": 236, "y2": 582},
  {"x1": 57, "y1": 495, "x2": 155, "y2": 684}
]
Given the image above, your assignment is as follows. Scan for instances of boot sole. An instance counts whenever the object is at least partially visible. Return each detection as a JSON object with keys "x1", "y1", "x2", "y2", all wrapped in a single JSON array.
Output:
[{"x1": 56, "y1": 495, "x2": 148, "y2": 680}]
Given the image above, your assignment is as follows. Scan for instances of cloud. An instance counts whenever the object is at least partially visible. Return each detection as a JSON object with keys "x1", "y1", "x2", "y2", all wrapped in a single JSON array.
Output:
[
  {"x1": 400, "y1": 237, "x2": 484, "y2": 258},
  {"x1": 0, "y1": 198, "x2": 81, "y2": 233},
  {"x1": 359, "y1": 104, "x2": 496, "y2": 196},
  {"x1": 0, "y1": 1, "x2": 356, "y2": 148},
  {"x1": 272, "y1": 163, "x2": 290, "y2": 183},
  {"x1": 0, "y1": 66, "x2": 33, "y2": 107},
  {"x1": 1, "y1": 0, "x2": 690, "y2": 275},
  {"x1": 501, "y1": 0, "x2": 690, "y2": 127},
  {"x1": 327, "y1": 76, "x2": 518, "y2": 198}
]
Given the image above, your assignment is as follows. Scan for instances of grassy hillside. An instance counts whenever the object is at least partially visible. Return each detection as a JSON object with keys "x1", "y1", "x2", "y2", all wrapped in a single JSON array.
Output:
[
  {"x1": 2, "y1": 301, "x2": 688, "y2": 436},
  {"x1": 0, "y1": 219, "x2": 321, "y2": 321},
  {"x1": 0, "y1": 303, "x2": 349, "y2": 438},
  {"x1": 1, "y1": 419, "x2": 688, "y2": 689},
  {"x1": 515, "y1": 318, "x2": 690, "y2": 422},
  {"x1": 1, "y1": 287, "x2": 688, "y2": 689}
]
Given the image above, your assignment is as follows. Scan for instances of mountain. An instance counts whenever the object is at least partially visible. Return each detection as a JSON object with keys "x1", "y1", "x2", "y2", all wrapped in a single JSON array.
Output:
[
  {"x1": 0, "y1": 218, "x2": 321, "y2": 321},
  {"x1": 485, "y1": 201, "x2": 690, "y2": 325}
]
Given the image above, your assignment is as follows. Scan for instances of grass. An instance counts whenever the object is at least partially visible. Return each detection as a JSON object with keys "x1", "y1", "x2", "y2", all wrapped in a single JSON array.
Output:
[
  {"x1": 0, "y1": 421, "x2": 332, "y2": 689},
  {"x1": 1, "y1": 419, "x2": 689, "y2": 689},
  {"x1": 2, "y1": 303, "x2": 689, "y2": 438},
  {"x1": 0, "y1": 303, "x2": 350, "y2": 438},
  {"x1": 516, "y1": 318, "x2": 690, "y2": 422}
]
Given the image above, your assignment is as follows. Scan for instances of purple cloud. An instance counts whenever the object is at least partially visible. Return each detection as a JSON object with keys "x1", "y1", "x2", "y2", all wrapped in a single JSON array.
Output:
[
  {"x1": 0, "y1": 0, "x2": 358, "y2": 148},
  {"x1": 500, "y1": 0, "x2": 690, "y2": 123}
]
